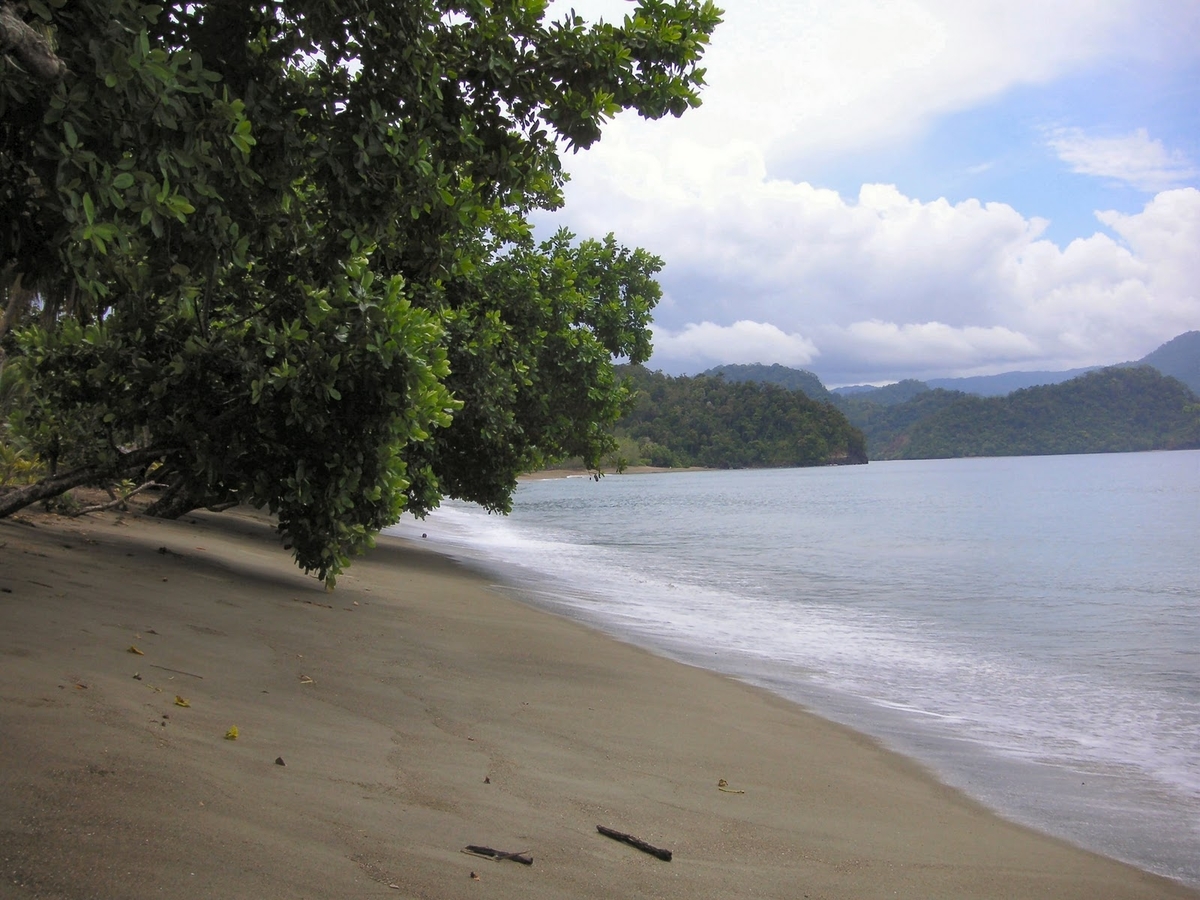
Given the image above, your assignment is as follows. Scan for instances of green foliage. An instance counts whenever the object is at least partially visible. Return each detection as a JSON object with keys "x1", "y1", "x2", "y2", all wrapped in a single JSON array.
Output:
[
  {"x1": 0, "y1": 440, "x2": 44, "y2": 488},
  {"x1": 403, "y1": 231, "x2": 662, "y2": 513},
  {"x1": 615, "y1": 366, "x2": 866, "y2": 468},
  {"x1": 0, "y1": 357, "x2": 42, "y2": 487},
  {"x1": 14, "y1": 258, "x2": 456, "y2": 580},
  {"x1": 881, "y1": 367, "x2": 1200, "y2": 459},
  {"x1": 0, "y1": 0, "x2": 722, "y2": 580}
]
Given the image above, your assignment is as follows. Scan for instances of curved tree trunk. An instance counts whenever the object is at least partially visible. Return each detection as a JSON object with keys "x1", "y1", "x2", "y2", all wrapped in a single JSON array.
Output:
[
  {"x1": 142, "y1": 477, "x2": 199, "y2": 519},
  {"x1": 0, "y1": 447, "x2": 170, "y2": 518}
]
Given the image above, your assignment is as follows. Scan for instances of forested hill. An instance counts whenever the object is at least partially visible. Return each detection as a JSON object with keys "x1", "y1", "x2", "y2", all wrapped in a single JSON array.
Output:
[
  {"x1": 1138, "y1": 331, "x2": 1200, "y2": 395},
  {"x1": 700, "y1": 363, "x2": 832, "y2": 401},
  {"x1": 613, "y1": 367, "x2": 866, "y2": 469},
  {"x1": 877, "y1": 367, "x2": 1200, "y2": 459},
  {"x1": 609, "y1": 334, "x2": 1199, "y2": 467}
]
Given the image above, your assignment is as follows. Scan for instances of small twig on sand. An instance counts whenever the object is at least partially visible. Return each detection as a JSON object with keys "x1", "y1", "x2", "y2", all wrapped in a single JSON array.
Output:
[
  {"x1": 461, "y1": 846, "x2": 533, "y2": 866},
  {"x1": 148, "y1": 663, "x2": 204, "y2": 679},
  {"x1": 597, "y1": 825, "x2": 672, "y2": 861}
]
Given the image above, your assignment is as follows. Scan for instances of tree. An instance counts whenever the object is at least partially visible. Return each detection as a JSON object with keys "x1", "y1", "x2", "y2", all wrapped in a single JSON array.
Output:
[{"x1": 0, "y1": 0, "x2": 722, "y2": 582}]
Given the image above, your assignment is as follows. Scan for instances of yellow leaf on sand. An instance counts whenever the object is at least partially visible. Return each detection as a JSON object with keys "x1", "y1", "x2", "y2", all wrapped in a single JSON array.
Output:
[
  {"x1": 128, "y1": 645, "x2": 144, "y2": 655},
  {"x1": 174, "y1": 695, "x2": 191, "y2": 707},
  {"x1": 225, "y1": 726, "x2": 238, "y2": 740}
]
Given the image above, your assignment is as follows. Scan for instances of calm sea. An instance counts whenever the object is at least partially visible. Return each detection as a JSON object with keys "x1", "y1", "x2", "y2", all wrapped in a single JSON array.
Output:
[{"x1": 387, "y1": 451, "x2": 1200, "y2": 886}]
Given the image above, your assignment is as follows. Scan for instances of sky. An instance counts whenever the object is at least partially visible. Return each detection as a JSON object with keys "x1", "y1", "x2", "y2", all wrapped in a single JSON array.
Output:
[{"x1": 537, "y1": 0, "x2": 1200, "y2": 385}]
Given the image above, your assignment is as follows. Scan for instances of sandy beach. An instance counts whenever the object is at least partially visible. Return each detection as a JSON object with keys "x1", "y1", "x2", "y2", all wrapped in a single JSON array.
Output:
[{"x1": 1, "y1": 506, "x2": 1195, "y2": 900}]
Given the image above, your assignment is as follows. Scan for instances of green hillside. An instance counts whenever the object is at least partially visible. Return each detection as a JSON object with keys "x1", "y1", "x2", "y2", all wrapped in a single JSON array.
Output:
[
  {"x1": 613, "y1": 333, "x2": 1200, "y2": 466},
  {"x1": 701, "y1": 363, "x2": 832, "y2": 401},
  {"x1": 831, "y1": 388, "x2": 968, "y2": 455},
  {"x1": 1136, "y1": 331, "x2": 1200, "y2": 394},
  {"x1": 614, "y1": 366, "x2": 866, "y2": 468},
  {"x1": 881, "y1": 367, "x2": 1200, "y2": 459}
]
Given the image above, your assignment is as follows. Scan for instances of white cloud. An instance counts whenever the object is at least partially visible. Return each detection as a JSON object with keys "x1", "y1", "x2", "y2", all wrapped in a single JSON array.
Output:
[
  {"x1": 548, "y1": 137, "x2": 1200, "y2": 380},
  {"x1": 650, "y1": 321, "x2": 819, "y2": 370},
  {"x1": 539, "y1": 1, "x2": 1200, "y2": 382},
  {"x1": 550, "y1": 0, "x2": 1159, "y2": 166},
  {"x1": 820, "y1": 321, "x2": 1040, "y2": 369},
  {"x1": 1048, "y1": 128, "x2": 1199, "y2": 191}
]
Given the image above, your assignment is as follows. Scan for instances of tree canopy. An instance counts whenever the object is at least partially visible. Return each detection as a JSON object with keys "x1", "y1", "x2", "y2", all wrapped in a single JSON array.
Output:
[{"x1": 0, "y1": 0, "x2": 722, "y2": 581}]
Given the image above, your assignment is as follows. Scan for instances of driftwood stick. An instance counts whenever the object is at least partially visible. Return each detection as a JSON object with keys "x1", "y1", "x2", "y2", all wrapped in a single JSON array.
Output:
[
  {"x1": 461, "y1": 845, "x2": 533, "y2": 866},
  {"x1": 148, "y1": 663, "x2": 204, "y2": 679},
  {"x1": 596, "y1": 825, "x2": 672, "y2": 861}
]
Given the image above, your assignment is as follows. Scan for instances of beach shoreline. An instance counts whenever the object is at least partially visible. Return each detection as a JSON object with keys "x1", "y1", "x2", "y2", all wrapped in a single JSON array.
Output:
[{"x1": 1, "y1": 507, "x2": 1195, "y2": 899}]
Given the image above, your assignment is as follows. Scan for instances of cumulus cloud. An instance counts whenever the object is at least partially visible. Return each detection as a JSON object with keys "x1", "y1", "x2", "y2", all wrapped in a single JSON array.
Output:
[
  {"x1": 820, "y1": 321, "x2": 1040, "y2": 370},
  {"x1": 1048, "y1": 128, "x2": 1199, "y2": 191},
  {"x1": 550, "y1": 0, "x2": 1155, "y2": 166},
  {"x1": 550, "y1": 133, "x2": 1200, "y2": 380},
  {"x1": 650, "y1": 321, "x2": 819, "y2": 370},
  {"x1": 538, "y1": 1, "x2": 1200, "y2": 383}
]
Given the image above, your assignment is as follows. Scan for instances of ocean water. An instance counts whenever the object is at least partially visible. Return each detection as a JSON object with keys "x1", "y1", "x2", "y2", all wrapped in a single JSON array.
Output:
[{"x1": 386, "y1": 451, "x2": 1200, "y2": 886}]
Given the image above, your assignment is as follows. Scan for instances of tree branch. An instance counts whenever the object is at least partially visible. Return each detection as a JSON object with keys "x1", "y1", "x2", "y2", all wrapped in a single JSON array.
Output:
[
  {"x1": 0, "y1": 2, "x2": 67, "y2": 81},
  {"x1": 70, "y1": 479, "x2": 166, "y2": 515},
  {"x1": 0, "y1": 447, "x2": 172, "y2": 518}
]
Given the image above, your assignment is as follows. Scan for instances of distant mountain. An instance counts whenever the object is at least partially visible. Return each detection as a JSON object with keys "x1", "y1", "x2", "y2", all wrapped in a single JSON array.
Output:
[
  {"x1": 877, "y1": 367, "x2": 1200, "y2": 460},
  {"x1": 1134, "y1": 330, "x2": 1200, "y2": 394},
  {"x1": 827, "y1": 331, "x2": 1200, "y2": 399},
  {"x1": 842, "y1": 379, "x2": 930, "y2": 407},
  {"x1": 701, "y1": 363, "x2": 831, "y2": 401},
  {"x1": 662, "y1": 332, "x2": 1200, "y2": 463},
  {"x1": 924, "y1": 367, "x2": 1098, "y2": 396}
]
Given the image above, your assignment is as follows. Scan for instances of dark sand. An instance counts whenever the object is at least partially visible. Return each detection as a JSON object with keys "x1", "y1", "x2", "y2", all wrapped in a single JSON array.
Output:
[{"x1": 2, "y1": 507, "x2": 1196, "y2": 899}]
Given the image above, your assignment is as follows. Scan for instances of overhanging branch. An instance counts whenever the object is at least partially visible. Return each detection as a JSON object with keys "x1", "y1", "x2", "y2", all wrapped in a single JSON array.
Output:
[
  {"x1": 0, "y1": 446, "x2": 173, "y2": 518},
  {"x1": 0, "y1": 2, "x2": 67, "y2": 81}
]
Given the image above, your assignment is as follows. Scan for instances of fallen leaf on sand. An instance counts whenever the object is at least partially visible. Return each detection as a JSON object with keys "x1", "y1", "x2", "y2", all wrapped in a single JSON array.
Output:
[
  {"x1": 128, "y1": 645, "x2": 144, "y2": 655},
  {"x1": 225, "y1": 726, "x2": 239, "y2": 740},
  {"x1": 299, "y1": 675, "x2": 314, "y2": 685},
  {"x1": 174, "y1": 695, "x2": 191, "y2": 707}
]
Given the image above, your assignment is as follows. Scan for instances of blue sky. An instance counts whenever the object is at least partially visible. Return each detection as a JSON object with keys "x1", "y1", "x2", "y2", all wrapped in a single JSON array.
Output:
[
  {"x1": 807, "y1": 58, "x2": 1200, "y2": 246},
  {"x1": 539, "y1": 0, "x2": 1200, "y2": 385}
]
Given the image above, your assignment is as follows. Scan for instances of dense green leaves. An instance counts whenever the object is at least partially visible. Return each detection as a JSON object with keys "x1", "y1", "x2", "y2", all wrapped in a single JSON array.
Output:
[
  {"x1": 403, "y1": 231, "x2": 663, "y2": 513},
  {"x1": 0, "y1": 0, "x2": 722, "y2": 581}
]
